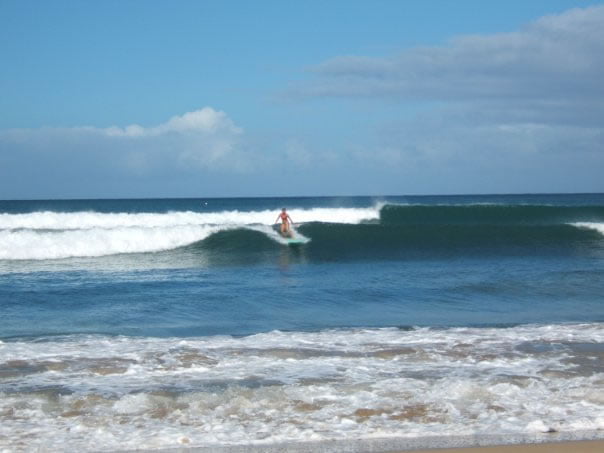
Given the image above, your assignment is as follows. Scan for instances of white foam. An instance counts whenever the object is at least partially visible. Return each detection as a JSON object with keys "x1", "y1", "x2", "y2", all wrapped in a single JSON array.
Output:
[
  {"x1": 0, "y1": 207, "x2": 376, "y2": 260},
  {"x1": 573, "y1": 222, "x2": 604, "y2": 236},
  {"x1": 0, "y1": 207, "x2": 378, "y2": 230},
  {"x1": 0, "y1": 225, "x2": 224, "y2": 260},
  {"x1": 1, "y1": 323, "x2": 603, "y2": 451}
]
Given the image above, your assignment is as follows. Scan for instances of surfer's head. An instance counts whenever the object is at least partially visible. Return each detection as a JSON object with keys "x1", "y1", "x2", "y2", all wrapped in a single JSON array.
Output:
[{"x1": 282, "y1": 208, "x2": 286, "y2": 212}]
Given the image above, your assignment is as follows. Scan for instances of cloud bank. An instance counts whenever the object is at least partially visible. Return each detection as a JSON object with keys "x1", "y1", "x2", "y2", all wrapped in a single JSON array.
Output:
[
  {"x1": 0, "y1": 108, "x2": 254, "y2": 198},
  {"x1": 302, "y1": 6, "x2": 604, "y2": 106},
  {"x1": 287, "y1": 6, "x2": 604, "y2": 193},
  {"x1": 2, "y1": 107, "x2": 244, "y2": 170}
]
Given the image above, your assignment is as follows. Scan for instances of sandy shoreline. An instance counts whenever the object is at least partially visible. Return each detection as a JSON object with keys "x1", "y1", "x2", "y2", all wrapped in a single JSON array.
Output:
[
  {"x1": 410, "y1": 440, "x2": 604, "y2": 452},
  {"x1": 126, "y1": 441, "x2": 604, "y2": 452},
  {"x1": 121, "y1": 441, "x2": 604, "y2": 452},
  {"x1": 116, "y1": 432, "x2": 604, "y2": 453}
]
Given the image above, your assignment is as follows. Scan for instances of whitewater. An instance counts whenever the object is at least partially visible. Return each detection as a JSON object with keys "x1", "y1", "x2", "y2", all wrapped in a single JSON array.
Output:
[
  {"x1": 1, "y1": 324, "x2": 604, "y2": 452},
  {"x1": 0, "y1": 206, "x2": 378, "y2": 260}
]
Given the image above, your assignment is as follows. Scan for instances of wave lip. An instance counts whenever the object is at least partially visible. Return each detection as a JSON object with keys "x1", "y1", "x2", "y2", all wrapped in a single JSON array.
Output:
[{"x1": 573, "y1": 222, "x2": 604, "y2": 236}]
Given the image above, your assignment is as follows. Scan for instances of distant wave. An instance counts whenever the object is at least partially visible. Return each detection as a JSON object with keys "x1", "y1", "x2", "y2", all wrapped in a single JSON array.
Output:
[{"x1": 1, "y1": 204, "x2": 603, "y2": 261}]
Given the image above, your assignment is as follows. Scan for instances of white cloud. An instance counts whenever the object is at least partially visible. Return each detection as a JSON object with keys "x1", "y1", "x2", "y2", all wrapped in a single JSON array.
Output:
[
  {"x1": 301, "y1": 5, "x2": 604, "y2": 106},
  {"x1": 289, "y1": 4, "x2": 604, "y2": 191},
  {"x1": 104, "y1": 108, "x2": 242, "y2": 138},
  {"x1": 0, "y1": 107, "x2": 246, "y2": 172}
]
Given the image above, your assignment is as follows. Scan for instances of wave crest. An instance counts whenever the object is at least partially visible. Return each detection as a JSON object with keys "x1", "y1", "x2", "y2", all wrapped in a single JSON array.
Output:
[
  {"x1": 0, "y1": 207, "x2": 379, "y2": 230},
  {"x1": 2, "y1": 204, "x2": 603, "y2": 261},
  {"x1": 0, "y1": 225, "x2": 226, "y2": 260},
  {"x1": 0, "y1": 207, "x2": 377, "y2": 260}
]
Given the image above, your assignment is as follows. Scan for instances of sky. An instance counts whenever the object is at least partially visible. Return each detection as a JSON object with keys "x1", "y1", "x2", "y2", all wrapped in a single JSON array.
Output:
[{"x1": 1, "y1": 0, "x2": 603, "y2": 199}]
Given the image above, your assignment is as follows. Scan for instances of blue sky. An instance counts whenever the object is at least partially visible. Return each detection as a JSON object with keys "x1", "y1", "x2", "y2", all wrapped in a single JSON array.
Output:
[{"x1": 1, "y1": 0, "x2": 603, "y2": 199}]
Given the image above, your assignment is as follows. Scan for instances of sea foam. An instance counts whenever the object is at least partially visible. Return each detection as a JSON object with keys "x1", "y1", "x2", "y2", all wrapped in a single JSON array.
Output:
[
  {"x1": 0, "y1": 207, "x2": 379, "y2": 230},
  {"x1": 1, "y1": 324, "x2": 603, "y2": 451},
  {"x1": 573, "y1": 222, "x2": 604, "y2": 236},
  {"x1": 0, "y1": 225, "x2": 223, "y2": 260},
  {"x1": 0, "y1": 207, "x2": 379, "y2": 260}
]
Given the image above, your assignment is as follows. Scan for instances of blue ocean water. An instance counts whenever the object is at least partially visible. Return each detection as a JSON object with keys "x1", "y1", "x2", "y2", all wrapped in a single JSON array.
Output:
[
  {"x1": 1, "y1": 194, "x2": 604, "y2": 451},
  {"x1": 2, "y1": 194, "x2": 604, "y2": 338}
]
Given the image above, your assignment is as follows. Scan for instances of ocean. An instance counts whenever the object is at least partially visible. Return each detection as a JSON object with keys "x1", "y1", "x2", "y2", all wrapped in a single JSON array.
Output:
[{"x1": 1, "y1": 194, "x2": 603, "y2": 451}]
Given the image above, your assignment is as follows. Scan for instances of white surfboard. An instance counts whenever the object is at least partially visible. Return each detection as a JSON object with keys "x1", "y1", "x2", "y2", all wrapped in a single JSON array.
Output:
[{"x1": 285, "y1": 237, "x2": 306, "y2": 245}]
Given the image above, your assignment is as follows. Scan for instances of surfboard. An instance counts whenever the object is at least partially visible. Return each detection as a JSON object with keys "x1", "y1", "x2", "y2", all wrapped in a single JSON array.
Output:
[
  {"x1": 286, "y1": 237, "x2": 306, "y2": 245},
  {"x1": 272, "y1": 223, "x2": 306, "y2": 244}
]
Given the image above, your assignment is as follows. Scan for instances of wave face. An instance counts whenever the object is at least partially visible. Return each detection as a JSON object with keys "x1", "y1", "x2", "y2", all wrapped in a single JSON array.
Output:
[
  {"x1": 1, "y1": 202, "x2": 603, "y2": 262},
  {"x1": 380, "y1": 204, "x2": 604, "y2": 225}
]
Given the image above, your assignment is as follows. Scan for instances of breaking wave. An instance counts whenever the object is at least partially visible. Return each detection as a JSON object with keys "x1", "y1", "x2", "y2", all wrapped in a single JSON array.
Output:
[
  {"x1": 0, "y1": 207, "x2": 377, "y2": 260},
  {"x1": 1, "y1": 204, "x2": 603, "y2": 261}
]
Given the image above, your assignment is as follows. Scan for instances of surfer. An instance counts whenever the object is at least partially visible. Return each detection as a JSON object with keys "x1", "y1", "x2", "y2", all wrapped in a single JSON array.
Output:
[{"x1": 275, "y1": 208, "x2": 294, "y2": 237}]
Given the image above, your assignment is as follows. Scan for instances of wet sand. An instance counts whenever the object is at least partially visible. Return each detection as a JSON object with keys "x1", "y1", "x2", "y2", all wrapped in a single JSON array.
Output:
[
  {"x1": 409, "y1": 440, "x2": 604, "y2": 452},
  {"x1": 125, "y1": 437, "x2": 604, "y2": 452}
]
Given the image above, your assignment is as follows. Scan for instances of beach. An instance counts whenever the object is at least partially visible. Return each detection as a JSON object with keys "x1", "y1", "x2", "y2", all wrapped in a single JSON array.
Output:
[
  {"x1": 412, "y1": 440, "x2": 604, "y2": 452},
  {"x1": 119, "y1": 438, "x2": 604, "y2": 452}
]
